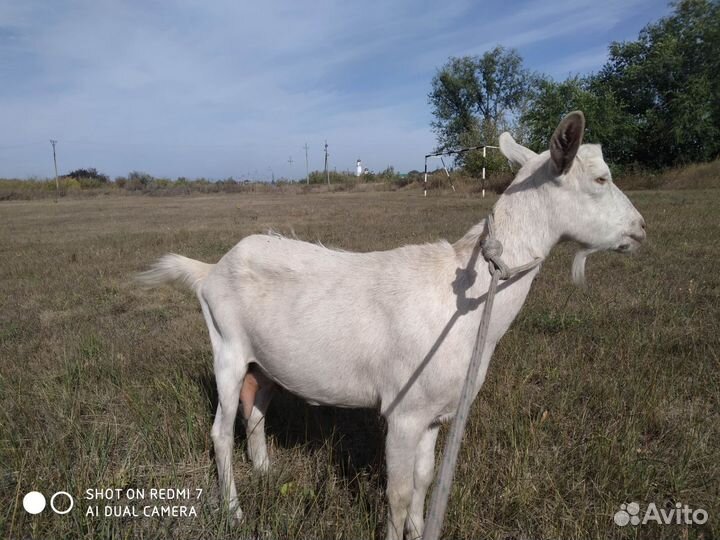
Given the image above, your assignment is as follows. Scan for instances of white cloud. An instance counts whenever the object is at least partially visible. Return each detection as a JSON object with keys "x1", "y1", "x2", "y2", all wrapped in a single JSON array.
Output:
[
  {"x1": 543, "y1": 46, "x2": 610, "y2": 78},
  {"x1": 0, "y1": 0, "x2": 671, "y2": 179}
]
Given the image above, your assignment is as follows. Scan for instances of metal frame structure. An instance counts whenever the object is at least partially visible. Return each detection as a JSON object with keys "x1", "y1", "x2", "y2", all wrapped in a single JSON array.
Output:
[{"x1": 423, "y1": 144, "x2": 499, "y2": 197}]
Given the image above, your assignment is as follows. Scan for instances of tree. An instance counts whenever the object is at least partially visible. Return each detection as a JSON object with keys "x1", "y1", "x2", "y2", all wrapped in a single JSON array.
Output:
[
  {"x1": 431, "y1": 1, "x2": 720, "y2": 170},
  {"x1": 428, "y1": 46, "x2": 532, "y2": 154},
  {"x1": 521, "y1": 77, "x2": 637, "y2": 164},
  {"x1": 519, "y1": 0, "x2": 720, "y2": 169},
  {"x1": 597, "y1": 0, "x2": 720, "y2": 166}
]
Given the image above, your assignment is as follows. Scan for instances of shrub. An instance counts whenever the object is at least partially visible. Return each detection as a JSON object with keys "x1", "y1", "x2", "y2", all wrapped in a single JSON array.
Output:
[
  {"x1": 76, "y1": 177, "x2": 105, "y2": 189},
  {"x1": 377, "y1": 166, "x2": 398, "y2": 181},
  {"x1": 308, "y1": 170, "x2": 356, "y2": 184},
  {"x1": 122, "y1": 171, "x2": 154, "y2": 191},
  {"x1": 66, "y1": 168, "x2": 109, "y2": 183},
  {"x1": 60, "y1": 178, "x2": 81, "y2": 191}
]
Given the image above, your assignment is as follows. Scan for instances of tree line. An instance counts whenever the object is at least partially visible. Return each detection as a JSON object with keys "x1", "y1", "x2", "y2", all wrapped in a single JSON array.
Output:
[{"x1": 429, "y1": 0, "x2": 720, "y2": 172}]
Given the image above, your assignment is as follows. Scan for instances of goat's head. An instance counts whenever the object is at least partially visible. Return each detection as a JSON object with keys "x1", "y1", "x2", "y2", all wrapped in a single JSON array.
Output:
[{"x1": 499, "y1": 110, "x2": 646, "y2": 285}]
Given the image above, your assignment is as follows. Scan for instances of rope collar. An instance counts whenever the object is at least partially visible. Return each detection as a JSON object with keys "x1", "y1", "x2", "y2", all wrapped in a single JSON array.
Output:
[{"x1": 481, "y1": 212, "x2": 544, "y2": 280}]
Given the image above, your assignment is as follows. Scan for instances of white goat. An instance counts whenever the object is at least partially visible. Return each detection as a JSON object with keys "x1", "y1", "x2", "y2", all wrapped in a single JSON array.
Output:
[{"x1": 138, "y1": 111, "x2": 645, "y2": 539}]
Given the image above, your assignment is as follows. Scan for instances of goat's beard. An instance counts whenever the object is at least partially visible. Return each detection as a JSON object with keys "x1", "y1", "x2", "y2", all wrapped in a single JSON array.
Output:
[{"x1": 572, "y1": 248, "x2": 599, "y2": 287}]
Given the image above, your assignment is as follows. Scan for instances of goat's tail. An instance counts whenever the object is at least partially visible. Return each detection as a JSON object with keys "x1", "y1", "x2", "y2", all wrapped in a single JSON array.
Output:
[{"x1": 135, "y1": 254, "x2": 214, "y2": 293}]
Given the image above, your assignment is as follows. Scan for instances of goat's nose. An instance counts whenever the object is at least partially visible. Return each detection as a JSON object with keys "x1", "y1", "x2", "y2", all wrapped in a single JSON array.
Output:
[{"x1": 631, "y1": 217, "x2": 647, "y2": 243}]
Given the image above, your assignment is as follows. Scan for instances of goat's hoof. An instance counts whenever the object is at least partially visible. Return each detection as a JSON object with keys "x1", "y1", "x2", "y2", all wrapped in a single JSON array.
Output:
[
  {"x1": 226, "y1": 500, "x2": 243, "y2": 523},
  {"x1": 232, "y1": 507, "x2": 243, "y2": 523}
]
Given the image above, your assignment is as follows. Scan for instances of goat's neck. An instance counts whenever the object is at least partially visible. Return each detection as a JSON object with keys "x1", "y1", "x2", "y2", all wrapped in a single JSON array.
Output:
[{"x1": 488, "y1": 181, "x2": 557, "y2": 268}]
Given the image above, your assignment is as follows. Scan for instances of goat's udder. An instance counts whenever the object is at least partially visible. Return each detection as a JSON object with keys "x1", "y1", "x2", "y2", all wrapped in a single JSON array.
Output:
[{"x1": 240, "y1": 372, "x2": 260, "y2": 420}]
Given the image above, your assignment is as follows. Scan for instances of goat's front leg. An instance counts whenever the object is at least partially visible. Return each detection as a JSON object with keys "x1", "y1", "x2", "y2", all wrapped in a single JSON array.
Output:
[
  {"x1": 385, "y1": 418, "x2": 424, "y2": 540},
  {"x1": 405, "y1": 425, "x2": 440, "y2": 539}
]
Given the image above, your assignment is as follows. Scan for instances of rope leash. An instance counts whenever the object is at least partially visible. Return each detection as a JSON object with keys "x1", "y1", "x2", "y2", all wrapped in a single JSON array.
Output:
[{"x1": 422, "y1": 213, "x2": 543, "y2": 540}]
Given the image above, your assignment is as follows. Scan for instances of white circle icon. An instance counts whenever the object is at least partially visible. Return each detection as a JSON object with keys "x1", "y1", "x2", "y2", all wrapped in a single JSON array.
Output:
[
  {"x1": 613, "y1": 509, "x2": 629, "y2": 526},
  {"x1": 50, "y1": 491, "x2": 74, "y2": 515},
  {"x1": 614, "y1": 502, "x2": 641, "y2": 526},
  {"x1": 23, "y1": 491, "x2": 46, "y2": 514}
]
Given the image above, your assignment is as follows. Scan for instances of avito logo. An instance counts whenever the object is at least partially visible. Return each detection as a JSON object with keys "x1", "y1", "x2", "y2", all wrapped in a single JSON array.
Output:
[{"x1": 614, "y1": 501, "x2": 708, "y2": 526}]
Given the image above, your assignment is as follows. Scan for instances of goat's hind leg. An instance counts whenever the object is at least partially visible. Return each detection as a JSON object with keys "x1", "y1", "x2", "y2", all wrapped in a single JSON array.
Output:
[
  {"x1": 240, "y1": 365, "x2": 276, "y2": 472},
  {"x1": 211, "y1": 345, "x2": 246, "y2": 521},
  {"x1": 201, "y1": 298, "x2": 247, "y2": 521}
]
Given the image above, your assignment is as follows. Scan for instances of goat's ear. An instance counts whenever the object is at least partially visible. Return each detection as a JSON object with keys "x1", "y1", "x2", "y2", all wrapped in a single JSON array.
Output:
[
  {"x1": 550, "y1": 110, "x2": 585, "y2": 175},
  {"x1": 499, "y1": 132, "x2": 537, "y2": 169}
]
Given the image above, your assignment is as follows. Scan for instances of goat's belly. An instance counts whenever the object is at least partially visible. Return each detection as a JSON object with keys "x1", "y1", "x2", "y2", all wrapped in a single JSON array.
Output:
[
  {"x1": 250, "y1": 337, "x2": 382, "y2": 410},
  {"x1": 260, "y1": 362, "x2": 380, "y2": 409},
  {"x1": 301, "y1": 396, "x2": 370, "y2": 408}
]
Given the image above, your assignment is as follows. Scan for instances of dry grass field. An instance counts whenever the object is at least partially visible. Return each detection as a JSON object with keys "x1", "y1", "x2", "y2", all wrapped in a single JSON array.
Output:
[{"x1": 1, "y1": 188, "x2": 718, "y2": 539}]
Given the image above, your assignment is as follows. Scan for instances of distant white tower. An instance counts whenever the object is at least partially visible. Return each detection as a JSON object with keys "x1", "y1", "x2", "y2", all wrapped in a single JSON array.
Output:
[{"x1": 356, "y1": 159, "x2": 362, "y2": 177}]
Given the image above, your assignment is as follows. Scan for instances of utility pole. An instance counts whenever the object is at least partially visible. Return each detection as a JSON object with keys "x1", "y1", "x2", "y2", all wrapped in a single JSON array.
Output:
[
  {"x1": 288, "y1": 156, "x2": 294, "y2": 165},
  {"x1": 303, "y1": 143, "x2": 309, "y2": 184},
  {"x1": 482, "y1": 146, "x2": 487, "y2": 198},
  {"x1": 50, "y1": 139, "x2": 59, "y2": 192},
  {"x1": 324, "y1": 140, "x2": 329, "y2": 185}
]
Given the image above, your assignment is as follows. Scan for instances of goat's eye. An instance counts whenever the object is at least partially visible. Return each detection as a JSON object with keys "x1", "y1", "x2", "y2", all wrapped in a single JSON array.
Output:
[{"x1": 594, "y1": 177, "x2": 608, "y2": 185}]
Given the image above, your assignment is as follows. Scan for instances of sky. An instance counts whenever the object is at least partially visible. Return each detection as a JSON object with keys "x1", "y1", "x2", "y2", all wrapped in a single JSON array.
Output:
[{"x1": 0, "y1": 0, "x2": 672, "y2": 181}]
